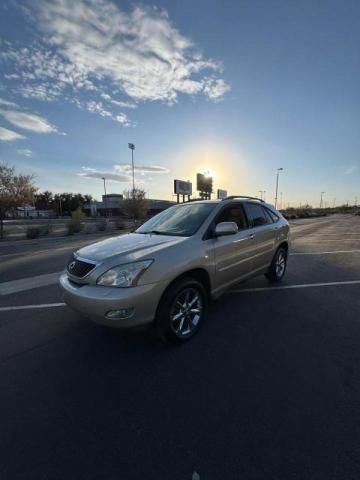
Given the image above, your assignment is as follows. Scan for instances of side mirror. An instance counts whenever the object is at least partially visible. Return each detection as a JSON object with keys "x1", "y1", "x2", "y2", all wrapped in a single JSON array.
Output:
[{"x1": 214, "y1": 221, "x2": 238, "y2": 236}]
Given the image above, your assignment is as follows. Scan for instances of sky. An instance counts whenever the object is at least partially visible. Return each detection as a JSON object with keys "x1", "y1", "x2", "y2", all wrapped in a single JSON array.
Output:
[{"x1": 0, "y1": 0, "x2": 359, "y2": 207}]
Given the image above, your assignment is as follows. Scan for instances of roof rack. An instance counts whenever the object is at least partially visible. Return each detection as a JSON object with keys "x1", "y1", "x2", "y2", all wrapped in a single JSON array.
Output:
[{"x1": 222, "y1": 195, "x2": 265, "y2": 203}]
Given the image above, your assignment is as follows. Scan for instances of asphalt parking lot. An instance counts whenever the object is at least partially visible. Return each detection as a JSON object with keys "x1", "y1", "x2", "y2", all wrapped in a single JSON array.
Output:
[{"x1": 1, "y1": 214, "x2": 360, "y2": 480}]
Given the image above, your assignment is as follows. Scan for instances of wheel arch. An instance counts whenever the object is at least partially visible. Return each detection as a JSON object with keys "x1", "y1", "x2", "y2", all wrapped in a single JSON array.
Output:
[
  {"x1": 278, "y1": 241, "x2": 289, "y2": 253},
  {"x1": 155, "y1": 268, "x2": 211, "y2": 317}
]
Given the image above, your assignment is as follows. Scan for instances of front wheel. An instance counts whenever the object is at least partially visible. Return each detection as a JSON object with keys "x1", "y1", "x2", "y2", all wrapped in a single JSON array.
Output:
[
  {"x1": 156, "y1": 278, "x2": 208, "y2": 344},
  {"x1": 265, "y1": 247, "x2": 288, "y2": 282}
]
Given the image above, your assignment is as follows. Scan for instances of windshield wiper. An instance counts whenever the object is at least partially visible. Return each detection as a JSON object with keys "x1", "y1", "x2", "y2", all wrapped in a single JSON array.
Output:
[
  {"x1": 144, "y1": 230, "x2": 172, "y2": 235},
  {"x1": 137, "y1": 230, "x2": 181, "y2": 236}
]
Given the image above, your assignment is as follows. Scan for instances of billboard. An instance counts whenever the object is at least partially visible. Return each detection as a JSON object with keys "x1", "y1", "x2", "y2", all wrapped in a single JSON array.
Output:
[
  {"x1": 217, "y1": 189, "x2": 228, "y2": 199},
  {"x1": 174, "y1": 179, "x2": 192, "y2": 195},
  {"x1": 196, "y1": 173, "x2": 213, "y2": 194}
]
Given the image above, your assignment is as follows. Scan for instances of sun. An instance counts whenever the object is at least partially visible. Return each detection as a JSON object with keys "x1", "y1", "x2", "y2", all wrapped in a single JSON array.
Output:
[{"x1": 200, "y1": 168, "x2": 216, "y2": 179}]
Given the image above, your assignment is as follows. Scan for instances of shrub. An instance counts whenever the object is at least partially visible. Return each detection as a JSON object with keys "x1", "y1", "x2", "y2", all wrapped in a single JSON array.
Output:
[
  {"x1": 66, "y1": 219, "x2": 83, "y2": 235},
  {"x1": 26, "y1": 226, "x2": 41, "y2": 239},
  {"x1": 114, "y1": 219, "x2": 125, "y2": 230},
  {"x1": 71, "y1": 208, "x2": 86, "y2": 222},
  {"x1": 39, "y1": 224, "x2": 52, "y2": 236},
  {"x1": 96, "y1": 219, "x2": 107, "y2": 232},
  {"x1": 83, "y1": 223, "x2": 97, "y2": 234}
]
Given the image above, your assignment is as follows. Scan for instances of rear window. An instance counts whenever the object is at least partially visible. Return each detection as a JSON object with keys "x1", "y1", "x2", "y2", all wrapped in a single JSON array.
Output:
[
  {"x1": 265, "y1": 208, "x2": 280, "y2": 223},
  {"x1": 244, "y1": 203, "x2": 269, "y2": 227}
]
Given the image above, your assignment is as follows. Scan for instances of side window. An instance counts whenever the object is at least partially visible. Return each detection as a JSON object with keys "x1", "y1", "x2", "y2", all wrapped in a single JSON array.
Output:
[
  {"x1": 216, "y1": 205, "x2": 247, "y2": 231},
  {"x1": 265, "y1": 207, "x2": 279, "y2": 223},
  {"x1": 244, "y1": 203, "x2": 269, "y2": 227}
]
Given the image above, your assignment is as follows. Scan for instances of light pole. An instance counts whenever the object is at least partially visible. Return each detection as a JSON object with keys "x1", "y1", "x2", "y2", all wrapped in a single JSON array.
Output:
[
  {"x1": 128, "y1": 142, "x2": 135, "y2": 196},
  {"x1": 280, "y1": 192, "x2": 283, "y2": 209},
  {"x1": 320, "y1": 191, "x2": 325, "y2": 209},
  {"x1": 274, "y1": 168, "x2": 283, "y2": 208},
  {"x1": 102, "y1": 177, "x2": 107, "y2": 217},
  {"x1": 258, "y1": 190, "x2": 263, "y2": 200}
]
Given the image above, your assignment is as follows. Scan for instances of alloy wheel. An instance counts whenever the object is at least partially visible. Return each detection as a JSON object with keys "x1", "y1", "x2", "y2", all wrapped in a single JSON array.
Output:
[
  {"x1": 275, "y1": 251, "x2": 286, "y2": 278},
  {"x1": 170, "y1": 287, "x2": 203, "y2": 337}
]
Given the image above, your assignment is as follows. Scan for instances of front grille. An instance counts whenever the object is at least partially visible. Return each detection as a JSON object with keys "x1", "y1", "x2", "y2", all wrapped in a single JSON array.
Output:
[{"x1": 67, "y1": 255, "x2": 96, "y2": 278}]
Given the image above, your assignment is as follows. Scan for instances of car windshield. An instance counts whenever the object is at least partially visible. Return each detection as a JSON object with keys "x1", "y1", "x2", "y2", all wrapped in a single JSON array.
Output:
[{"x1": 136, "y1": 202, "x2": 216, "y2": 237}]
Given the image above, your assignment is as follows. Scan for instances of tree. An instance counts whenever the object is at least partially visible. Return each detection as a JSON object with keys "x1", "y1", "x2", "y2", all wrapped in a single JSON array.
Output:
[
  {"x1": 123, "y1": 189, "x2": 149, "y2": 222},
  {"x1": 34, "y1": 190, "x2": 54, "y2": 210},
  {"x1": 0, "y1": 163, "x2": 37, "y2": 239},
  {"x1": 53, "y1": 193, "x2": 93, "y2": 216}
]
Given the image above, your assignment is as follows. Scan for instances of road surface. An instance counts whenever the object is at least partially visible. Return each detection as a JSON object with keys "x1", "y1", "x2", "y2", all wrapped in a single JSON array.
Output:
[{"x1": 1, "y1": 215, "x2": 360, "y2": 480}]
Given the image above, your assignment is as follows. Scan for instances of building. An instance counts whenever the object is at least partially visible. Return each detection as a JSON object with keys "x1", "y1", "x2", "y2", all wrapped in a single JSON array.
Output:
[
  {"x1": 84, "y1": 194, "x2": 175, "y2": 217},
  {"x1": 10, "y1": 205, "x2": 56, "y2": 219}
]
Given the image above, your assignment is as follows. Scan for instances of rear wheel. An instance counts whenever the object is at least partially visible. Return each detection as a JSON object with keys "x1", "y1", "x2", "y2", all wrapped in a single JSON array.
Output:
[
  {"x1": 265, "y1": 247, "x2": 287, "y2": 282},
  {"x1": 156, "y1": 278, "x2": 208, "y2": 344}
]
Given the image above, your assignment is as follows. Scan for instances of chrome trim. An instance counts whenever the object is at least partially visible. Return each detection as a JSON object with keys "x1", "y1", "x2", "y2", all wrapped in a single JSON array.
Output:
[
  {"x1": 73, "y1": 253, "x2": 100, "y2": 266},
  {"x1": 67, "y1": 253, "x2": 102, "y2": 279}
]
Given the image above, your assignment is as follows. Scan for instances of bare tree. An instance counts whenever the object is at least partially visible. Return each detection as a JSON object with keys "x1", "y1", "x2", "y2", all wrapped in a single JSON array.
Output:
[
  {"x1": 0, "y1": 163, "x2": 37, "y2": 239},
  {"x1": 122, "y1": 189, "x2": 149, "y2": 224}
]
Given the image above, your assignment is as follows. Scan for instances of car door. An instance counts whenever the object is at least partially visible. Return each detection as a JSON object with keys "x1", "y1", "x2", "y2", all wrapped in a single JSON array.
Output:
[
  {"x1": 243, "y1": 202, "x2": 276, "y2": 272},
  {"x1": 210, "y1": 203, "x2": 258, "y2": 291}
]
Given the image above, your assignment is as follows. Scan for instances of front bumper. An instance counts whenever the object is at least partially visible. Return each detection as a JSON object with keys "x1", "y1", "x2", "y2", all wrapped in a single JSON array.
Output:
[{"x1": 59, "y1": 273, "x2": 166, "y2": 328}]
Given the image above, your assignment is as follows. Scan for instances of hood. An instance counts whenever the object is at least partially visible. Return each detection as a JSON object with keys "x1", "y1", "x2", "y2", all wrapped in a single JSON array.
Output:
[{"x1": 76, "y1": 233, "x2": 187, "y2": 262}]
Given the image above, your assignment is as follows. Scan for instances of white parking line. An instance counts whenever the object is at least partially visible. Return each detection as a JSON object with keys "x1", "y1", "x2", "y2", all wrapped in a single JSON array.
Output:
[
  {"x1": 229, "y1": 280, "x2": 360, "y2": 293},
  {"x1": 0, "y1": 271, "x2": 62, "y2": 296},
  {"x1": 290, "y1": 250, "x2": 360, "y2": 256},
  {"x1": 305, "y1": 233, "x2": 360, "y2": 236},
  {"x1": 297, "y1": 239, "x2": 360, "y2": 242},
  {"x1": 0, "y1": 302, "x2": 66, "y2": 312}
]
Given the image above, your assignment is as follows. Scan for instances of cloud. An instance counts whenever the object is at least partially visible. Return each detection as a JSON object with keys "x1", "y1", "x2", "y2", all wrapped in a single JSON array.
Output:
[
  {"x1": 345, "y1": 166, "x2": 357, "y2": 175},
  {"x1": 86, "y1": 101, "x2": 112, "y2": 118},
  {"x1": 0, "y1": 126, "x2": 26, "y2": 141},
  {"x1": 17, "y1": 148, "x2": 33, "y2": 157},
  {"x1": 203, "y1": 78, "x2": 231, "y2": 101},
  {"x1": 0, "y1": 97, "x2": 17, "y2": 107},
  {"x1": 1, "y1": 0, "x2": 229, "y2": 125},
  {"x1": 78, "y1": 163, "x2": 168, "y2": 182},
  {"x1": 17, "y1": 84, "x2": 63, "y2": 101},
  {"x1": 0, "y1": 109, "x2": 58, "y2": 133},
  {"x1": 78, "y1": 167, "x2": 131, "y2": 183},
  {"x1": 115, "y1": 164, "x2": 170, "y2": 174}
]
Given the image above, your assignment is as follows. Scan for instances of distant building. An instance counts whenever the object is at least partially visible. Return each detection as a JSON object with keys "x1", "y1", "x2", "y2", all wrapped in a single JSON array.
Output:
[
  {"x1": 84, "y1": 194, "x2": 175, "y2": 217},
  {"x1": 11, "y1": 205, "x2": 56, "y2": 219}
]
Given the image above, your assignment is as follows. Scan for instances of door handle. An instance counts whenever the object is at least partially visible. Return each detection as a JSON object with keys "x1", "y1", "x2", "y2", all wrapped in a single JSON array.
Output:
[{"x1": 248, "y1": 234, "x2": 255, "y2": 240}]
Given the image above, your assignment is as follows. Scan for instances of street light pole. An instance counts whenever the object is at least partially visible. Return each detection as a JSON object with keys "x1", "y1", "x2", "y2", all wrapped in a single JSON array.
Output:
[
  {"x1": 274, "y1": 168, "x2": 283, "y2": 208},
  {"x1": 320, "y1": 191, "x2": 325, "y2": 209},
  {"x1": 128, "y1": 143, "x2": 135, "y2": 196},
  {"x1": 102, "y1": 177, "x2": 107, "y2": 217},
  {"x1": 258, "y1": 190, "x2": 263, "y2": 200}
]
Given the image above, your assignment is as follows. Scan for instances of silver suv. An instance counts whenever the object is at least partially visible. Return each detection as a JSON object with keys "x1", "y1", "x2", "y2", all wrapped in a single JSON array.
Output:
[{"x1": 60, "y1": 196, "x2": 290, "y2": 342}]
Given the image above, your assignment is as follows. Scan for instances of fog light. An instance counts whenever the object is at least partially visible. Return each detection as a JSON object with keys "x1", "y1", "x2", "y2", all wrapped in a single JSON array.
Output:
[{"x1": 105, "y1": 308, "x2": 134, "y2": 320}]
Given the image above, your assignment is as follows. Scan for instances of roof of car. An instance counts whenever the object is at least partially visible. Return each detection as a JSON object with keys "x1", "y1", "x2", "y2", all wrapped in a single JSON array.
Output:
[{"x1": 177, "y1": 197, "x2": 268, "y2": 205}]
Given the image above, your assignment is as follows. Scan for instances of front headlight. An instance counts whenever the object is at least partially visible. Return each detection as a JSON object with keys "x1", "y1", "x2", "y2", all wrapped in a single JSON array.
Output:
[{"x1": 97, "y1": 260, "x2": 153, "y2": 287}]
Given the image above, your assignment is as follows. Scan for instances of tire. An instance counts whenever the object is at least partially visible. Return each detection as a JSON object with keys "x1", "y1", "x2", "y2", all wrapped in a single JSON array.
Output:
[
  {"x1": 265, "y1": 247, "x2": 288, "y2": 282},
  {"x1": 156, "y1": 277, "x2": 208, "y2": 344}
]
